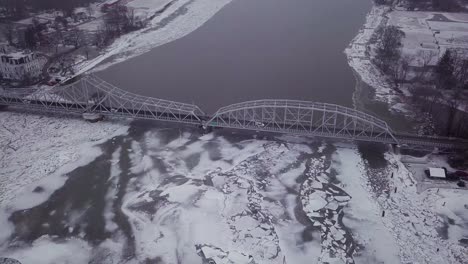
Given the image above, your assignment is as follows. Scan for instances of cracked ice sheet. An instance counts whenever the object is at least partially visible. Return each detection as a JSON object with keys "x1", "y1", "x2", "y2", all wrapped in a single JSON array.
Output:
[
  {"x1": 0, "y1": 112, "x2": 129, "y2": 205},
  {"x1": 331, "y1": 146, "x2": 400, "y2": 263},
  {"x1": 121, "y1": 131, "x2": 274, "y2": 263},
  {"x1": 2, "y1": 235, "x2": 125, "y2": 264},
  {"x1": 4, "y1": 237, "x2": 92, "y2": 264},
  {"x1": 0, "y1": 112, "x2": 129, "y2": 263}
]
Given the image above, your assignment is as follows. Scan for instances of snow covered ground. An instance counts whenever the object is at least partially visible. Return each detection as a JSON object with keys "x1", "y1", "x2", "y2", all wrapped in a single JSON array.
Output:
[
  {"x1": 345, "y1": 5, "x2": 398, "y2": 107},
  {"x1": 0, "y1": 113, "x2": 467, "y2": 263},
  {"x1": 346, "y1": 5, "x2": 468, "y2": 114}
]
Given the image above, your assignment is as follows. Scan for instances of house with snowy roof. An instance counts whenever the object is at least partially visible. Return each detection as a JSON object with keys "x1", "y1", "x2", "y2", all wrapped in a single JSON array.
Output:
[{"x1": 0, "y1": 44, "x2": 46, "y2": 81}]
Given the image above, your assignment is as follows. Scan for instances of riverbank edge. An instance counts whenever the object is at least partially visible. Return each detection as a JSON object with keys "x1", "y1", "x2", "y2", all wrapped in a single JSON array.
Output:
[
  {"x1": 70, "y1": 0, "x2": 233, "y2": 81},
  {"x1": 346, "y1": 4, "x2": 445, "y2": 136},
  {"x1": 346, "y1": 5, "x2": 403, "y2": 112}
]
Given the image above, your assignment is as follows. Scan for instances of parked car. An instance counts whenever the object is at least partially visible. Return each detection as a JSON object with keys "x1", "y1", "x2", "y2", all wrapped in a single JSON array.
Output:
[
  {"x1": 47, "y1": 80, "x2": 58, "y2": 86},
  {"x1": 455, "y1": 171, "x2": 468, "y2": 178}
]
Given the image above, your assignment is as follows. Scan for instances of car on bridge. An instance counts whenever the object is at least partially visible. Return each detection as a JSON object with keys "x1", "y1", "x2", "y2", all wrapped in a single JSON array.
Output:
[{"x1": 254, "y1": 121, "x2": 265, "y2": 128}]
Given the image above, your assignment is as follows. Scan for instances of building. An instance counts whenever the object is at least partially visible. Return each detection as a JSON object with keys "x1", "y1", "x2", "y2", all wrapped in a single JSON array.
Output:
[
  {"x1": 427, "y1": 167, "x2": 447, "y2": 179},
  {"x1": 424, "y1": 167, "x2": 461, "y2": 181},
  {"x1": 0, "y1": 45, "x2": 46, "y2": 81}
]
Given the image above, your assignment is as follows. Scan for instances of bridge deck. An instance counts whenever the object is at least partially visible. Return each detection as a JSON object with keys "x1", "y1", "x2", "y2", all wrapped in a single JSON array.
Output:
[{"x1": 1, "y1": 75, "x2": 467, "y2": 150}]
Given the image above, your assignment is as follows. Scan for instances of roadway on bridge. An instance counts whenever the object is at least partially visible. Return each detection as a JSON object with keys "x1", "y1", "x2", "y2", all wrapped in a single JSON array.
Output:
[{"x1": 1, "y1": 75, "x2": 468, "y2": 150}]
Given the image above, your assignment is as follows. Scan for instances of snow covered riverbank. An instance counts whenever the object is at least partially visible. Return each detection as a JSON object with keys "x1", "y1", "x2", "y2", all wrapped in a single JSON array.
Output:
[
  {"x1": 73, "y1": 0, "x2": 233, "y2": 77},
  {"x1": 345, "y1": 5, "x2": 397, "y2": 108},
  {"x1": 346, "y1": 4, "x2": 468, "y2": 117}
]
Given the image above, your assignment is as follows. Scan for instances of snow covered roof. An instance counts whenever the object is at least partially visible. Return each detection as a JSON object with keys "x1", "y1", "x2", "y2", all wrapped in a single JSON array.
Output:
[
  {"x1": 429, "y1": 168, "x2": 446, "y2": 178},
  {"x1": 1, "y1": 51, "x2": 32, "y2": 59}
]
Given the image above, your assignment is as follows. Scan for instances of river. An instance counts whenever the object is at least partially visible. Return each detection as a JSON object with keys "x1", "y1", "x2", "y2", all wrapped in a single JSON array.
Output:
[
  {"x1": 98, "y1": 0, "x2": 372, "y2": 114},
  {"x1": 0, "y1": 1, "x2": 442, "y2": 263}
]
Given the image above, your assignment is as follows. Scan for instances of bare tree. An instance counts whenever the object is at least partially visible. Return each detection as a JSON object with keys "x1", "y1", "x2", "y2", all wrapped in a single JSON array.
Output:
[
  {"x1": 68, "y1": 29, "x2": 85, "y2": 49},
  {"x1": 50, "y1": 28, "x2": 64, "y2": 54},
  {"x1": 86, "y1": 5, "x2": 93, "y2": 17},
  {"x1": 390, "y1": 55, "x2": 413, "y2": 88},
  {"x1": 94, "y1": 26, "x2": 107, "y2": 48},
  {"x1": 436, "y1": 49, "x2": 456, "y2": 90},
  {"x1": 4, "y1": 24, "x2": 15, "y2": 45},
  {"x1": 375, "y1": 25, "x2": 405, "y2": 73},
  {"x1": 445, "y1": 91, "x2": 462, "y2": 136},
  {"x1": 452, "y1": 50, "x2": 468, "y2": 90},
  {"x1": 417, "y1": 49, "x2": 438, "y2": 80}
]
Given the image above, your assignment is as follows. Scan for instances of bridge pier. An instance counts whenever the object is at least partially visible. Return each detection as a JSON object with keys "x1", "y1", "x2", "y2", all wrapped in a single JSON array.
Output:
[
  {"x1": 0, "y1": 104, "x2": 7, "y2": 111},
  {"x1": 202, "y1": 125, "x2": 213, "y2": 134},
  {"x1": 82, "y1": 112, "x2": 104, "y2": 123},
  {"x1": 392, "y1": 144, "x2": 401, "y2": 155}
]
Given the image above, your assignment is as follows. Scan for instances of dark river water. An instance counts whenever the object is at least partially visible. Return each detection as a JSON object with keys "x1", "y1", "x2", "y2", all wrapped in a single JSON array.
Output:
[{"x1": 98, "y1": 0, "x2": 372, "y2": 114}]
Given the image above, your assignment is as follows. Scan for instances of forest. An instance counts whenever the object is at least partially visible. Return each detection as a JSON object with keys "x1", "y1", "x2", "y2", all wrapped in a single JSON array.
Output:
[{"x1": 0, "y1": 0, "x2": 97, "y2": 19}]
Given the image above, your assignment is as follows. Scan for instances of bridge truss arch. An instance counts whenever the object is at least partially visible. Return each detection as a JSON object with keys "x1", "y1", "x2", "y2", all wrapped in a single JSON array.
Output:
[
  {"x1": 205, "y1": 100, "x2": 400, "y2": 144},
  {"x1": 0, "y1": 75, "x2": 205, "y2": 124}
]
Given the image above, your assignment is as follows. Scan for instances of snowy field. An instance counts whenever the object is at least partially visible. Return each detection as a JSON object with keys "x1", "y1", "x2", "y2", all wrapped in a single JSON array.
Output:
[
  {"x1": 0, "y1": 112, "x2": 467, "y2": 263},
  {"x1": 388, "y1": 11, "x2": 468, "y2": 55}
]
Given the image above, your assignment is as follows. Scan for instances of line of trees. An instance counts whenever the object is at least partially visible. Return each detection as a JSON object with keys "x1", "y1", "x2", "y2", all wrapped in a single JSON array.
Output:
[
  {"x1": 28, "y1": 0, "x2": 97, "y2": 16},
  {"x1": 0, "y1": 0, "x2": 96, "y2": 19},
  {"x1": 0, "y1": 0, "x2": 27, "y2": 19},
  {"x1": 411, "y1": 49, "x2": 468, "y2": 137},
  {"x1": 403, "y1": 0, "x2": 464, "y2": 11},
  {"x1": 95, "y1": 5, "x2": 144, "y2": 47},
  {"x1": 436, "y1": 49, "x2": 468, "y2": 90},
  {"x1": 373, "y1": 23, "x2": 468, "y2": 137},
  {"x1": 374, "y1": 25, "x2": 407, "y2": 86}
]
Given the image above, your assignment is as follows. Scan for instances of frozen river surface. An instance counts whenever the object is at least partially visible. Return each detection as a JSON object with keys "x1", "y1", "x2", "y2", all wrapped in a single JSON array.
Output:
[
  {"x1": 1, "y1": 113, "x2": 467, "y2": 264},
  {"x1": 1, "y1": 0, "x2": 468, "y2": 262}
]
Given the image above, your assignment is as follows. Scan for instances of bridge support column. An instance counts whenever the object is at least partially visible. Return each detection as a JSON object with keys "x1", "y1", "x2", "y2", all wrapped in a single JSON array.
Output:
[
  {"x1": 0, "y1": 105, "x2": 7, "y2": 111},
  {"x1": 202, "y1": 125, "x2": 213, "y2": 134},
  {"x1": 392, "y1": 144, "x2": 401, "y2": 155},
  {"x1": 82, "y1": 112, "x2": 104, "y2": 123}
]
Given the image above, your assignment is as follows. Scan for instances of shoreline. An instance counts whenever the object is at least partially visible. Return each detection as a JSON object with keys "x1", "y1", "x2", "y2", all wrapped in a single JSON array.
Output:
[
  {"x1": 69, "y1": 0, "x2": 233, "y2": 80},
  {"x1": 346, "y1": 3, "x2": 468, "y2": 137},
  {"x1": 346, "y1": 4, "x2": 437, "y2": 135},
  {"x1": 346, "y1": 5, "x2": 399, "y2": 110},
  {"x1": 346, "y1": 4, "x2": 422, "y2": 133}
]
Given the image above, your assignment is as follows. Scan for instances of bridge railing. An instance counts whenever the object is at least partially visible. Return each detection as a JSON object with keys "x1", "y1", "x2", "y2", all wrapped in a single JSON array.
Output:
[
  {"x1": 206, "y1": 99, "x2": 400, "y2": 145},
  {"x1": 2, "y1": 77, "x2": 468, "y2": 149},
  {"x1": 212, "y1": 100, "x2": 392, "y2": 130},
  {"x1": 0, "y1": 75, "x2": 206, "y2": 124}
]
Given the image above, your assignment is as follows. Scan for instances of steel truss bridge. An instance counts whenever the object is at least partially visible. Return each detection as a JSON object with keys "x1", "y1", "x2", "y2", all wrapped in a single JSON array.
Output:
[{"x1": 1, "y1": 75, "x2": 467, "y2": 150}]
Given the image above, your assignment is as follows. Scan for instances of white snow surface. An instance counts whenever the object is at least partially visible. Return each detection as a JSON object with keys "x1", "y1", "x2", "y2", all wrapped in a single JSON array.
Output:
[
  {"x1": 0, "y1": 112, "x2": 129, "y2": 263},
  {"x1": 5, "y1": 236, "x2": 92, "y2": 264},
  {"x1": 0, "y1": 112, "x2": 129, "y2": 205},
  {"x1": 345, "y1": 5, "x2": 398, "y2": 106},
  {"x1": 332, "y1": 147, "x2": 400, "y2": 264},
  {"x1": 0, "y1": 115, "x2": 467, "y2": 263}
]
